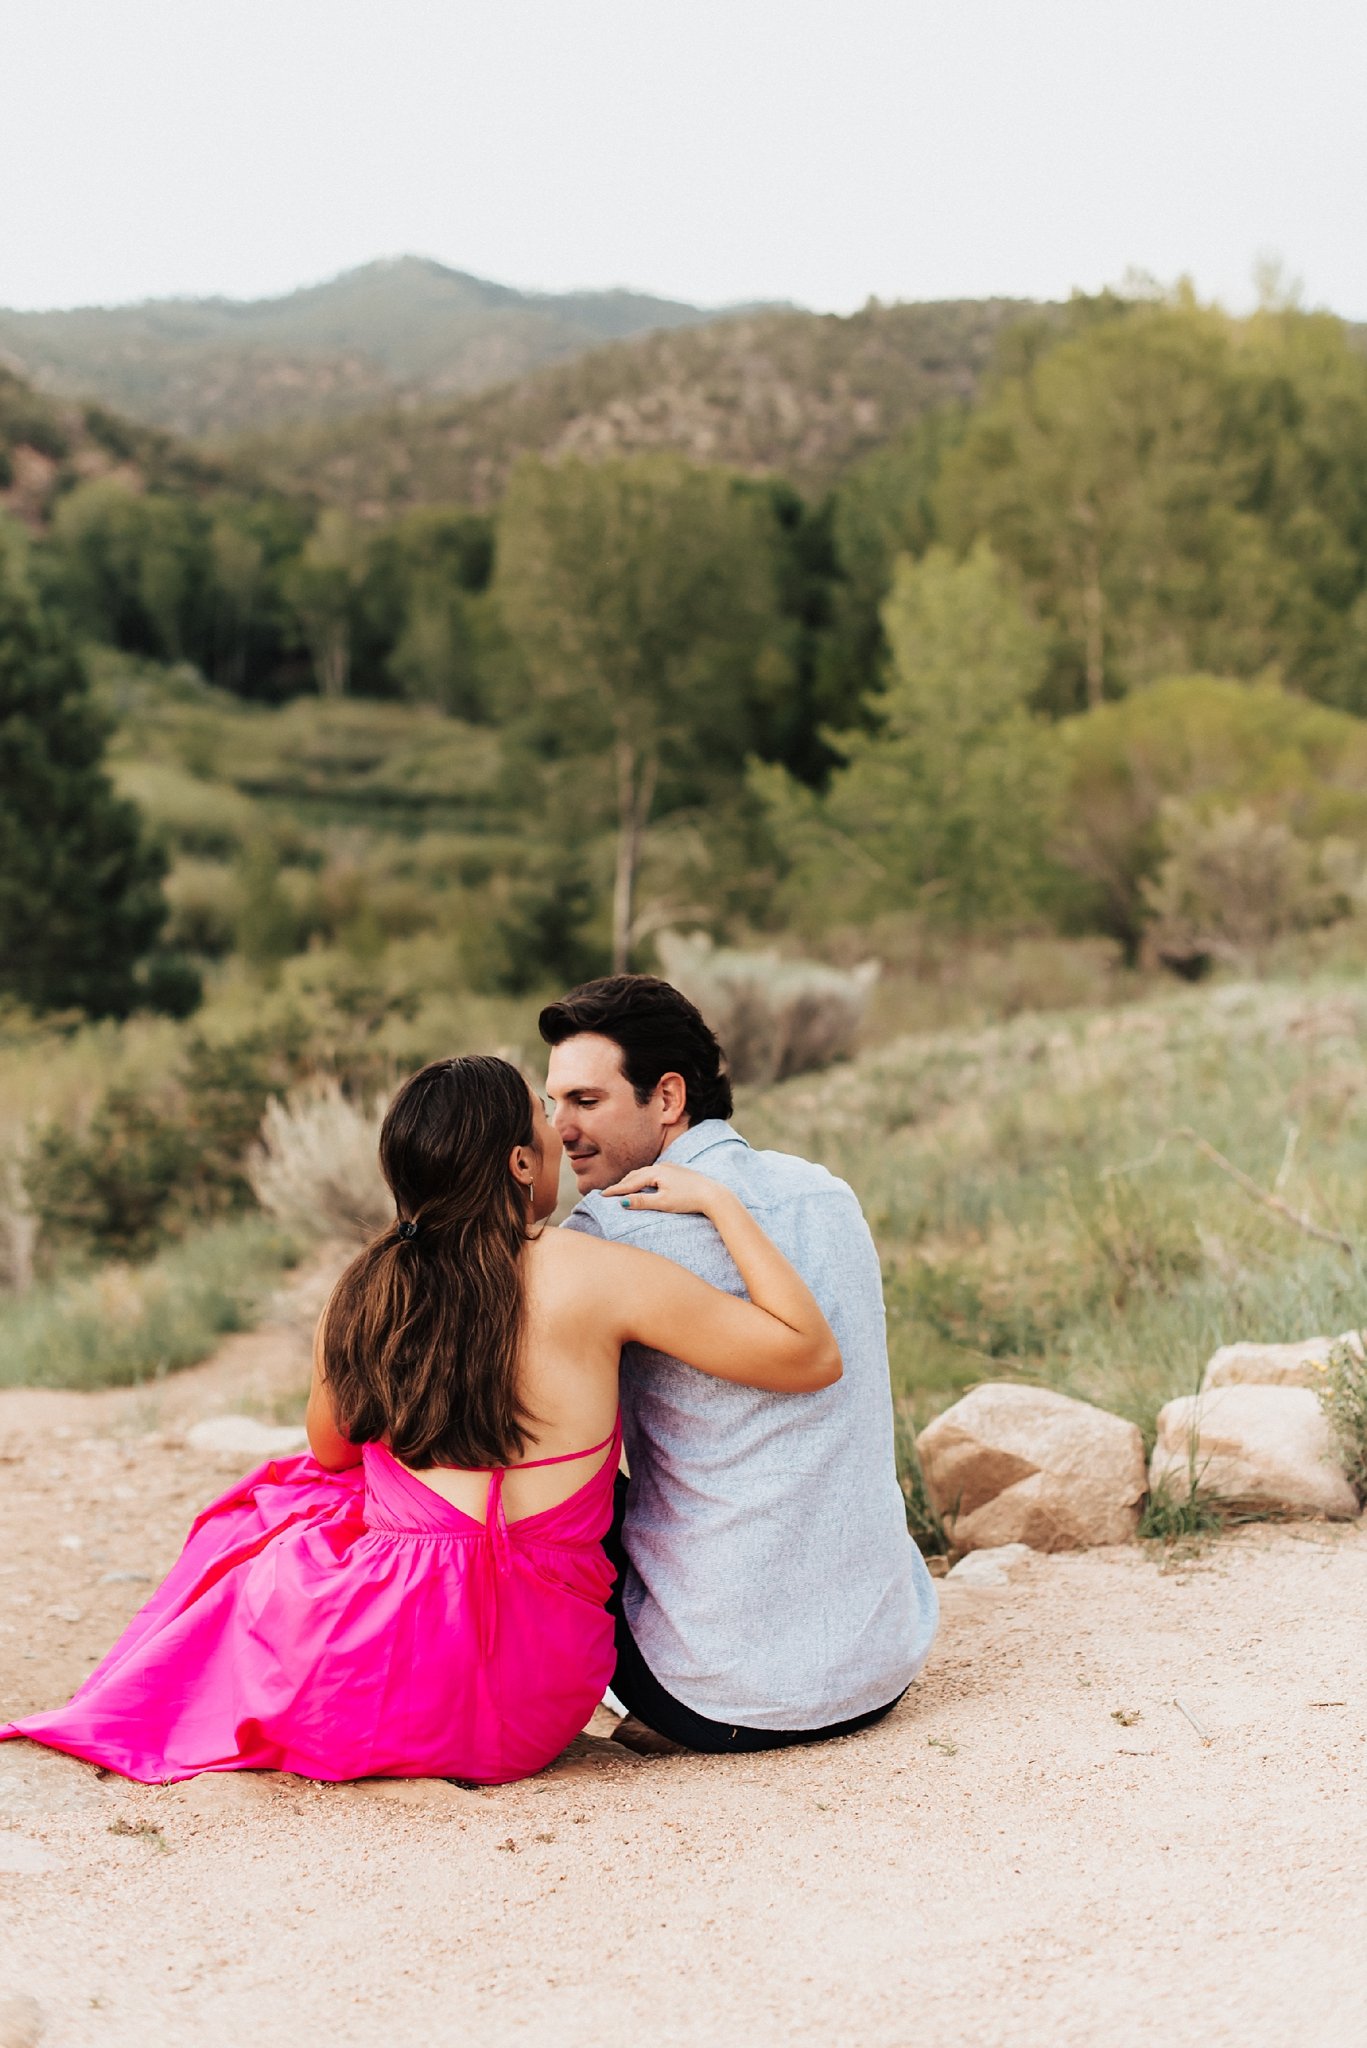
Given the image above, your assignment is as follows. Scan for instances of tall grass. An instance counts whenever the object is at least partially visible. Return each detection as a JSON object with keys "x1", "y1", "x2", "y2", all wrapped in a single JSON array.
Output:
[
  {"x1": 0, "y1": 1215, "x2": 298, "y2": 1392},
  {"x1": 742, "y1": 978, "x2": 1367, "y2": 1439}
]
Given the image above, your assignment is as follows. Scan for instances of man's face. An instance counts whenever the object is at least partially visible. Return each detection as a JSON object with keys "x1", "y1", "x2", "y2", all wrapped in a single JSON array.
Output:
[{"x1": 546, "y1": 1032, "x2": 679, "y2": 1194}]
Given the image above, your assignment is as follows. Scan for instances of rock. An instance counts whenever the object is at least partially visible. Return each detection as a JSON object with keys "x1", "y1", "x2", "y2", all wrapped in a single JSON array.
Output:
[
  {"x1": 917, "y1": 1384, "x2": 1146, "y2": 1552},
  {"x1": 1150, "y1": 1385, "x2": 1358, "y2": 1520},
  {"x1": 1202, "y1": 1331, "x2": 1364, "y2": 1391},
  {"x1": 0, "y1": 1836, "x2": 59, "y2": 1875},
  {"x1": 185, "y1": 1416, "x2": 308, "y2": 1458},
  {"x1": 944, "y1": 1543, "x2": 1034, "y2": 1588},
  {"x1": 0, "y1": 1993, "x2": 45, "y2": 2048}
]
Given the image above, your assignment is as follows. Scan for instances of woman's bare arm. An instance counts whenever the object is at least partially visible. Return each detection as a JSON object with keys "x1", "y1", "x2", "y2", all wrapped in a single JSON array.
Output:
[
  {"x1": 306, "y1": 1318, "x2": 364, "y2": 1470},
  {"x1": 580, "y1": 1163, "x2": 841, "y2": 1393}
]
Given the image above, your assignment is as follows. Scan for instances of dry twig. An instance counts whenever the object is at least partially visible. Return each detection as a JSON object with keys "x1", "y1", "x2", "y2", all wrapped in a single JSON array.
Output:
[{"x1": 1103, "y1": 1125, "x2": 1356, "y2": 1261}]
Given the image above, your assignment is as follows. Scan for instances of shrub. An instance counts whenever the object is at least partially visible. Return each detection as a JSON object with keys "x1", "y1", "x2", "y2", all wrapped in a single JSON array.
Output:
[
  {"x1": 234, "y1": 840, "x2": 301, "y2": 977},
  {"x1": 109, "y1": 760, "x2": 260, "y2": 858},
  {"x1": 1055, "y1": 675, "x2": 1367, "y2": 955},
  {"x1": 0, "y1": 1214, "x2": 297, "y2": 1392},
  {"x1": 248, "y1": 1079, "x2": 392, "y2": 1245},
  {"x1": 655, "y1": 930, "x2": 878, "y2": 1085},
  {"x1": 1143, "y1": 803, "x2": 1344, "y2": 971},
  {"x1": 27, "y1": 1084, "x2": 197, "y2": 1260},
  {"x1": 0, "y1": 1140, "x2": 35, "y2": 1293},
  {"x1": 25, "y1": 1021, "x2": 317, "y2": 1260},
  {"x1": 162, "y1": 858, "x2": 238, "y2": 958},
  {"x1": 1315, "y1": 1336, "x2": 1367, "y2": 1498}
]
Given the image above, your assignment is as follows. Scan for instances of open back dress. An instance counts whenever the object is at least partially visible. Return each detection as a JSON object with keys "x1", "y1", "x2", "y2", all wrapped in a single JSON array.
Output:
[{"x1": 2, "y1": 1424, "x2": 620, "y2": 1786}]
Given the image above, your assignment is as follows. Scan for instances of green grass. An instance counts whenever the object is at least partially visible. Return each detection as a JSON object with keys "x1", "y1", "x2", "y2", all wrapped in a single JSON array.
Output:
[
  {"x1": 0, "y1": 1214, "x2": 298, "y2": 1391},
  {"x1": 1138, "y1": 1477, "x2": 1226, "y2": 1545},
  {"x1": 741, "y1": 976, "x2": 1367, "y2": 1442}
]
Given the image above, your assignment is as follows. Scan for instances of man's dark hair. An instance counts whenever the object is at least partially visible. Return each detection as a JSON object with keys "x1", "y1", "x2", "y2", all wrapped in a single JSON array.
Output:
[{"x1": 539, "y1": 975, "x2": 733, "y2": 1124}]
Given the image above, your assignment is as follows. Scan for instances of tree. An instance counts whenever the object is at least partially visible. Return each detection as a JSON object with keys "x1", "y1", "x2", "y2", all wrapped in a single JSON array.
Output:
[
  {"x1": 0, "y1": 521, "x2": 196, "y2": 1017},
  {"x1": 494, "y1": 456, "x2": 786, "y2": 969},
  {"x1": 816, "y1": 408, "x2": 963, "y2": 744},
  {"x1": 361, "y1": 509, "x2": 495, "y2": 716},
  {"x1": 756, "y1": 545, "x2": 1059, "y2": 931},
  {"x1": 50, "y1": 478, "x2": 211, "y2": 665},
  {"x1": 283, "y1": 510, "x2": 366, "y2": 699},
  {"x1": 935, "y1": 294, "x2": 1367, "y2": 714},
  {"x1": 1054, "y1": 672, "x2": 1367, "y2": 955},
  {"x1": 936, "y1": 298, "x2": 1284, "y2": 709}
]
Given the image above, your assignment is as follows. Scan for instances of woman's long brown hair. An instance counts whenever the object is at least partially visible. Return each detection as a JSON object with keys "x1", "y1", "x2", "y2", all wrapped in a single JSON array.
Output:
[{"x1": 320, "y1": 1055, "x2": 538, "y2": 1469}]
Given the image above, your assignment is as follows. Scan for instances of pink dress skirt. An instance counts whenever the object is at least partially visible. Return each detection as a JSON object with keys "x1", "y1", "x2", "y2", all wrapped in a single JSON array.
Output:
[{"x1": 2, "y1": 1424, "x2": 620, "y2": 1786}]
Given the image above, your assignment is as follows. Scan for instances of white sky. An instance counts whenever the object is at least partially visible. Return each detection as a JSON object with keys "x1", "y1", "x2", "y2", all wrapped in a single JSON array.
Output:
[{"x1": 2, "y1": 0, "x2": 1364, "y2": 318}]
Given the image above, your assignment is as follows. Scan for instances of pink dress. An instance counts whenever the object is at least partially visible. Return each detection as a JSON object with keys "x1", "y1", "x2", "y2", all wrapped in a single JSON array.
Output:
[{"x1": 1, "y1": 1423, "x2": 620, "y2": 1785}]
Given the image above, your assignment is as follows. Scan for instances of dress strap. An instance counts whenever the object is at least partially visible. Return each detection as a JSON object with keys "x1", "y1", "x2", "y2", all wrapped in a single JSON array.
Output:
[{"x1": 510, "y1": 1422, "x2": 619, "y2": 1472}]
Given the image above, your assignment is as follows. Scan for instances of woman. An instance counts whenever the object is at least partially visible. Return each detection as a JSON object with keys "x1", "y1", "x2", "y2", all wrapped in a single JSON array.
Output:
[{"x1": 3, "y1": 1055, "x2": 839, "y2": 1785}]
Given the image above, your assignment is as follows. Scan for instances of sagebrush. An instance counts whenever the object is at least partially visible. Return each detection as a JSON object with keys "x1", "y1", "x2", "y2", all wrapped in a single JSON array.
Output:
[{"x1": 655, "y1": 931, "x2": 878, "y2": 1086}]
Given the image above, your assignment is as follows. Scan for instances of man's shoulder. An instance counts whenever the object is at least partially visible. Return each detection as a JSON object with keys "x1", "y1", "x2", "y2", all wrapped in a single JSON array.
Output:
[{"x1": 718, "y1": 1134, "x2": 861, "y2": 1213}]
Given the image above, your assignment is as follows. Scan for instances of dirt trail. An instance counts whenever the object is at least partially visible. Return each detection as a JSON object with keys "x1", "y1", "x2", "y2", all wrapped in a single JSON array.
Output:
[{"x1": 2, "y1": 1268, "x2": 1365, "y2": 2048}]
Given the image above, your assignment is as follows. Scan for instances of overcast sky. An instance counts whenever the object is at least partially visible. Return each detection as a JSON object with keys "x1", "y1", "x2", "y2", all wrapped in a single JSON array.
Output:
[{"x1": 3, "y1": 0, "x2": 1364, "y2": 318}]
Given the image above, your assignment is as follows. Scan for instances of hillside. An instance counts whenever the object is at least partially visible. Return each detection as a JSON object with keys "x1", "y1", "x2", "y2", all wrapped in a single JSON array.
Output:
[
  {"x1": 229, "y1": 296, "x2": 1043, "y2": 511},
  {"x1": 0, "y1": 366, "x2": 218, "y2": 527},
  {"x1": 0, "y1": 257, "x2": 757, "y2": 440}
]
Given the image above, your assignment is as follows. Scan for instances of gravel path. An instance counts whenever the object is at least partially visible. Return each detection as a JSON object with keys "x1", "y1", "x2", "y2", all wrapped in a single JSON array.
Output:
[{"x1": 2, "y1": 1276, "x2": 1364, "y2": 2048}]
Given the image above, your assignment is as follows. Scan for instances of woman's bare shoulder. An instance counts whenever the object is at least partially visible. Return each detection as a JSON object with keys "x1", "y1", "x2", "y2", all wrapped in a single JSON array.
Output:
[{"x1": 533, "y1": 1221, "x2": 619, "y2": 1274}]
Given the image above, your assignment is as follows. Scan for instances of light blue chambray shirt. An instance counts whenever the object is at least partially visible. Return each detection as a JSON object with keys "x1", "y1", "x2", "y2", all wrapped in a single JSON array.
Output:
[{"x1": 564, "y1": 1119, "x2": 938, "y2": 1730}]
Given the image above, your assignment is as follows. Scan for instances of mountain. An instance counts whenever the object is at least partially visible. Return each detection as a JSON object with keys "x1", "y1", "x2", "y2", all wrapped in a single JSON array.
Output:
[
  {"x1": 0, "y1": 366, "x2": 217, "y2": 527},
  {"x1": 228, "y1": 297, "x2": 1044, "y2": 511},
  {"x1": 0, "y1": 257, "x2": 763, "y2": 441}
]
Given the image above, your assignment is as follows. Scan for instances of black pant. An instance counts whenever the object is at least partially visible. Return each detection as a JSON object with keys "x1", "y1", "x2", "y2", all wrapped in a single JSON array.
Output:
[{"x1": 605, "y1": 1475, "x2": 905, "y2": 1756}]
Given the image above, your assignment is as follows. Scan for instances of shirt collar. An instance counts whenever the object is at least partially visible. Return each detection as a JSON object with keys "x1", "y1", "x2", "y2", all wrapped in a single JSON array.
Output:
[{"x1": 659, "y1": 1119, "x2": 747, "y2": 1167}]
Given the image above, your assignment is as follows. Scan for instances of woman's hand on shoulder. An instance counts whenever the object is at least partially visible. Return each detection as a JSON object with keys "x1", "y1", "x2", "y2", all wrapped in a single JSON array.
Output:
[{"x1": 600, "y1": 1162, "x2": 731, "y2": 1221}]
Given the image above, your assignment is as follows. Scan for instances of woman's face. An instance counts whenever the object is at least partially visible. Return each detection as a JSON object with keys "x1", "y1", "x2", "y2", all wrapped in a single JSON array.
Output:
[{"x1": 526, "y1": 1089, "x2": 564, "y2": 1221}]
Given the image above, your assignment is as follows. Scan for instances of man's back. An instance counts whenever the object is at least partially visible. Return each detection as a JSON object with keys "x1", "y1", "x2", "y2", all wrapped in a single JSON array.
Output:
[{"x1": 567, "y1": 1119, "x2": 938, "y2": 1729}]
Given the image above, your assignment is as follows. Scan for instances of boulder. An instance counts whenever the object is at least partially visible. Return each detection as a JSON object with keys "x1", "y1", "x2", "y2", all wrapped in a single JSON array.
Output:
[
  {"x1": 917, "y1": 1384, "x2": 1147, "y2": 1552},
  {"x1": 943, "y1": 1543, "x2": 1033, "y2": 1588},
  {"x1": 1202, "y1": 1331, "x2": 1364, "y2": 1391},
  {"x1": 1150, "y1": 1385, "x2": 1357, "y2": 1520},
  {"x1": 0, "y1": 1994, "x2": 45, "y2": 2048},
  {"x1": 185, "y1": 1416, "x2": 309, "y2": 1458}
]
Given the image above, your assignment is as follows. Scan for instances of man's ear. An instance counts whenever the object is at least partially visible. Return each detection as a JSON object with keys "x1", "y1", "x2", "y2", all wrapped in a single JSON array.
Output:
[{"x1": 656, "y1": 1072, "x2": 688, "y2": 1128}]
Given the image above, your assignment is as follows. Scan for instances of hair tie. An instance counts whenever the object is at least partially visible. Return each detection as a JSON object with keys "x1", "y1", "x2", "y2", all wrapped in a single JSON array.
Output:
[{"x1": 395, "y1": 1219, "x2": 419, "y2": 1242}]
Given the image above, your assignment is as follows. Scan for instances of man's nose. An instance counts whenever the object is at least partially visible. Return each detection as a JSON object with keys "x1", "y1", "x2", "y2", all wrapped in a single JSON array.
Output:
[{"x1": 550, "y1": 1101, "x2": 575, "y2": 1139}]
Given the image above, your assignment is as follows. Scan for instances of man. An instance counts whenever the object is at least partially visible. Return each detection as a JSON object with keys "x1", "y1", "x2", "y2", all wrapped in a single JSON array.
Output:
[{"x1": 541, "y1": 973, "x2": 938, "y2": 1754}]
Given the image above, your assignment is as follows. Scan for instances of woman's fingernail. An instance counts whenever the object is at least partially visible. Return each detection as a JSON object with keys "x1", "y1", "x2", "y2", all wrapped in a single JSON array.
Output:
[{"x1": 620, "y1": 1197, "x2": 631, "y2": 1208}]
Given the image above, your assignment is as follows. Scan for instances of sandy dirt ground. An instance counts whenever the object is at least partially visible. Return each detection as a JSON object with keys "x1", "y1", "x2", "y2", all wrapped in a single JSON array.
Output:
[{"x1": 2, "y1": 1260, "x2": 1365, "y2": 2048}]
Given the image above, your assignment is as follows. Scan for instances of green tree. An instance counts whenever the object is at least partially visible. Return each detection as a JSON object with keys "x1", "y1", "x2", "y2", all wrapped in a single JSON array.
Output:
[
  {"x1": 815, "y1": 409, "x2": 963, "y2": 745},
  {"x1": 283, "y1": 509, "x2": 366, "y2": 699},
  {"x1": 936, "y1": 294, "x2": 1367, "y2": 714},
  {"x1": 0, "y1": 521, "x2": 195, "y2": 1017},
  {"x1": 756, "y1": 545, "x2": 1058, "y2": 931},
  {"x1": 494, "y1": 456, "x2": 786, "y2": 969},
  {"x1": 50, "y1": 478, "x2": 211, "y2": 665},
  {"x1": 937, "y1": 298, "x2": 1284, "y2": 709},
  {"x1": 1054, "y1": 672, "x2": 1367, "y2": 953}
]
